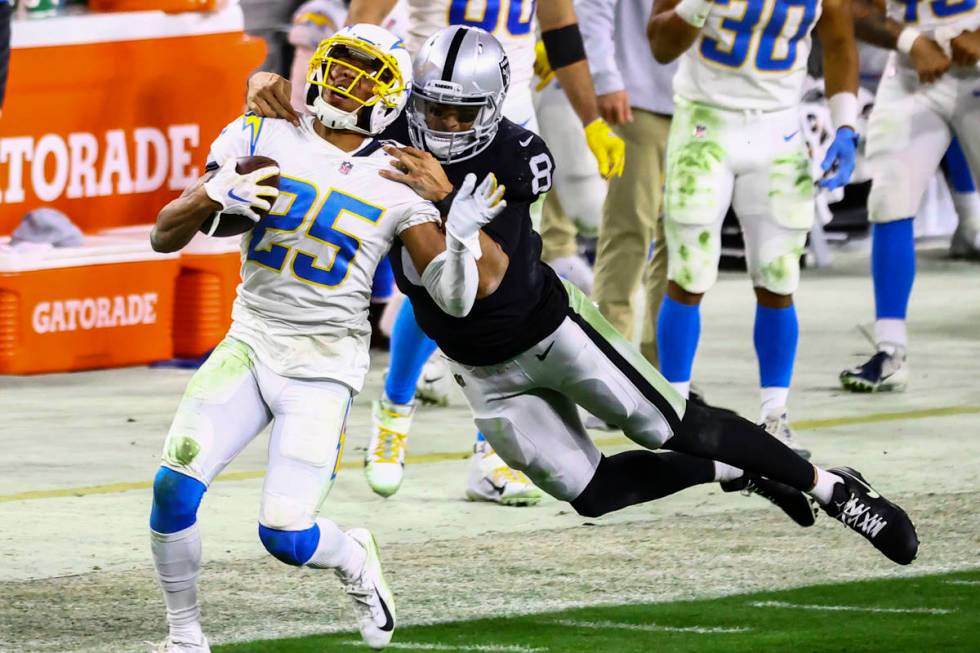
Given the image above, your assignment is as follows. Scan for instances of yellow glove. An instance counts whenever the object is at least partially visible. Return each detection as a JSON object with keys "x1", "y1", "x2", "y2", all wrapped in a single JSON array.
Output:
[
  {"x1": 533, "y1": 41, "x2": 555, "y2": 92},
  {"x1": 584, "y1": 118, "x2": 626, "y2": 178}
]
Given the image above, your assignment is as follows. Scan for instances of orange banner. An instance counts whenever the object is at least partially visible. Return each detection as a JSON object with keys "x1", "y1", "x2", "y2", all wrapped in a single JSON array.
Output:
[{"x1": 0, "y1": 31, "x2": 265, "y2": 235}]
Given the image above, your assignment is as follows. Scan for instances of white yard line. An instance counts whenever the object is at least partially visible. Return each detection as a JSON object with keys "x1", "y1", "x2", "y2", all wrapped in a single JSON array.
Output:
[
  {"x1": 943, "y1": 580, "x2": 980, "y2": 586},
  {"x1": 748, "y1": 601, "x2": 956, "y2": 615},
  {"x1": 549, "y1": 619, "x2": 750, "y2": 634},
  {"x1": 339, "y1": 641, "x2": 546, "y2": 652}
]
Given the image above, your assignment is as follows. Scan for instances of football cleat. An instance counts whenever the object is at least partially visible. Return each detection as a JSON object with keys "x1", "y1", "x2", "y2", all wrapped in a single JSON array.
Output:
[
  {"x1": 146, "y1": 635, "x2": 210, "y2": 653},
  {"x1": 721, "y1": 474, "x2": 818, "y2": 527},
  {"x1": 466, "y1": 440, "x2": 543, "y2": 507},
  {"x1": 821, "y1": 467, "x2": 918, "y2": 565},
  {"x1": 949, "y1": 220, "x2": 980, "y2": 259},
  {"x1": 763, "y1": 408, "x2": 811, "y2": 460},
  {"x1": 339, "y1": 528, "x2": 396, "y2": 650},
  {"x1": 415, "y1": 357, "x2": 453, "y2": 407},
  {"x1": 840, "y1": 348, "x2": 908, "y2": 393},
  {"x1": 364, "y1": 398, "x2": 414, "y2": 498}
]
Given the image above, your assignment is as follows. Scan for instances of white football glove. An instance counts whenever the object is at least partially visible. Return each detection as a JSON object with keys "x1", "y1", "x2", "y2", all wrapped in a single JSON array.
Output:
[
  {"x1": 445, "y1": 172, "x2": 507, "y2": 259},
  {"x1": 203, "y1": 158, "x2": 280, "y2": 222}
]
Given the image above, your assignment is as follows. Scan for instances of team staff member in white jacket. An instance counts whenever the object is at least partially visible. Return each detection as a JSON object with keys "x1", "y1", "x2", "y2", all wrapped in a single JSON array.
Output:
[{"x1": 577, "y1": 0, "x2": 679, "y2": 368}]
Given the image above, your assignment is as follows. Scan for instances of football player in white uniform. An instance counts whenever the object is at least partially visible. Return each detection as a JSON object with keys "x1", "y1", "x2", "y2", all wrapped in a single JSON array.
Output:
[
  {"x1": 649, "y1": 0, "x2": 860, "y2": 456},
  {"x1": 146, "y1": 24, "x2": 506, "y2": 653},
  {"x1": 840, "y1": 0, "x2": 980, "y2": 391}
]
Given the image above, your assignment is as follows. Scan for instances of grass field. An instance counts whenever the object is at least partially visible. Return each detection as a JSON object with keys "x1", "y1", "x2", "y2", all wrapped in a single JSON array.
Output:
[{"x1": 215, "y1": 569, "x2": 980, "y2": 652}]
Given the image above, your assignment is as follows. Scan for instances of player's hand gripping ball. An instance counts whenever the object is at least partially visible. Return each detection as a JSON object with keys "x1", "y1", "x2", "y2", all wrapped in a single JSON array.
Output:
[{"x1": 201, "y1": 156, "x2": 281, "y2": 237}]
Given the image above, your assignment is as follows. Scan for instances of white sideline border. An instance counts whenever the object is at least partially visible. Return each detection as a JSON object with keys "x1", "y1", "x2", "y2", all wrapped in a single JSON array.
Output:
[
  {"x1": 340, "y1": 642, "x2": 546, "y2": 652},
  {"x1": 548, "y1": 619, "x2": 750, "y2": 634},
  {"x1": 749, "y1": 600, "x2": 956, "y2": 615}
]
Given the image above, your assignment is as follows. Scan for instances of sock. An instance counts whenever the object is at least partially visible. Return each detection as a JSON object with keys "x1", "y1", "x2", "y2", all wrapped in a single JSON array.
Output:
[
  {"x1": 306, "y1": 518, "x2": 366, "y2": 578},
  {"x1": 666, "y1": 400, "x2": 815, "y2": 491},
  {"x1": 657, "y1": 296, "x2": 701, "y2": 384},
  {"x1": 808, "y1": 467, "x2": 844, "y2": 504},
  {"x1": 871, "y1": 219, "x2": 915, "y2": 324},
  {"x1": 760, "y1": 387, "x2": 790, "y2": 422},
  {"x1": 150, "y1": 525, "x2": 204, "y2": 643},
  {"x1": 570, "y1": 451, "x2": 716, "y2": 517},
  {"x1": 874, "y1": 318, "x2": 907, "y2": 351},
  {"x1": 385, "y1": 299, "x2": 438, "y2": 405},
  {"x1": 713, "y1": 461, "x2": 743, "y2": 482},
  {"x1": 754, "y1": 303, "x2": 797, "y2": 419},
  {"x1": 671, "y1": 381, "x2": 691, "y2": 398}
]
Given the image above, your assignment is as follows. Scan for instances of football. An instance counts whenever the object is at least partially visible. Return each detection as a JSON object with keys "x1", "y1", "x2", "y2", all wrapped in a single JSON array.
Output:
[{"x1": 199, "y1": 155, "x2": 280, "y2": 237}]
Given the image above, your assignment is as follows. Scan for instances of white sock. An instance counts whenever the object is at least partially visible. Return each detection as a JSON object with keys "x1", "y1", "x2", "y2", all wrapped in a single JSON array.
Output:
[
  {"x1": 713, "y1": 461, "x2": 743, "y2": 482},
  {"x1": 306, "y1": 518, "x2": 366, "y2": 578},
  {"x1": 874, "y1": 318, "x2": 907, "y2": 351},
  {"x1": 952, "y1": 190, "x2": 980, "y2": 225},
  {"x1": 807, "y1": 467, "x2": 844, "y2": 505},
  {"x1": 671, "y1": 381, "x2": 691, "y2": 399},
  {"x1": 759, "y1": 387, "x2": 789, "y2": 422},
  {"x1": 150, "y1": 525, "x2": 204, "y2": 643}
]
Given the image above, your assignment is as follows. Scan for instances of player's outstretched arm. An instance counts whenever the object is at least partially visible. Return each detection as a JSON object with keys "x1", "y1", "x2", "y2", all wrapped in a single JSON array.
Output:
[
  {"x1": 345, "y1": 0, "x2": 398, "y2": 25},
  {"x1": 647, "y1": 0, "x2": 711, "y2": 64},
  {"x1": 816, "y1": 0, "x2": 861, "y2": 190},
  {"x1": 852, "y1": 0, "x2": 950, "y2": 83}
]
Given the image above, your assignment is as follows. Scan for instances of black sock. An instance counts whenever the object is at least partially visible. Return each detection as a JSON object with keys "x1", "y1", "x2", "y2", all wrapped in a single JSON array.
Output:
[
  {"x1": 570, "y1": 450, "x2": 715, "y2": 518},
  {"x1": 664, "y1": 400, "x2": 814, "y2": 491}
]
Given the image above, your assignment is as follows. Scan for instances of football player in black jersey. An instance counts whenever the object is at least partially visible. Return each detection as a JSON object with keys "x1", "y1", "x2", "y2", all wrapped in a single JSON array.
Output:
[{"x1": 246, "y1": 26, "x2": 919, "y2": 566}]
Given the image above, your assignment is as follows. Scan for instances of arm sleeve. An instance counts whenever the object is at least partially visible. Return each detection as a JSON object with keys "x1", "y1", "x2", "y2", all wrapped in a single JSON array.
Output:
[
  {"x1": 575, "y1": 0, "x2": 624, "y2": 96},
  {"x1": 0, "y1": 3, "x2": 11, "y2": 111},
  {"x1": 420, "y1": 238, "x2": 480, "y2": 318}
]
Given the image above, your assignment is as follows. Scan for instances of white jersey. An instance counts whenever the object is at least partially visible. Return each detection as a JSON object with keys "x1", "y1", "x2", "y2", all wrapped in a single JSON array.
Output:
[
  {"x1": 206, "y1": 115, "x2": 440, "y2": 389},
  {"x1": 674, "y1": 0, "x2": 823, "y2": 111},
  {"x1": 404, "y1": 0, "x2": 537, "y2": 94},
  {"x1": 886, "y1": 0, "x2": 980, "y2": 35}
]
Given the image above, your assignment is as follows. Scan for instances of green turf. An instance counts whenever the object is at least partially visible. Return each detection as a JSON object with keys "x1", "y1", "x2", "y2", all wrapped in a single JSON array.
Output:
[{"x1": 214, "y1": 569, "x2": 980, "y2": 652}]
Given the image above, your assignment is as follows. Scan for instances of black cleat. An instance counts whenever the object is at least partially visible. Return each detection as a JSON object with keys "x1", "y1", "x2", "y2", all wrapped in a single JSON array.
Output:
[
  {"x1": 722, "y1": 474, "x2": 818, "y2": 527},
  {"x1": 822, "y1": 467, "x2": 919, "y2": 565}
]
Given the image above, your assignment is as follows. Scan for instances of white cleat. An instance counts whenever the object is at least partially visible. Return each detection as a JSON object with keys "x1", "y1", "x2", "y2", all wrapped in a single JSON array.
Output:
[
  {"x1": 340, "y1": 528, "x2": 396, "y2": 650},
  {"x1": 465, "y1": 441, "x2": 543, "y2": 507},
  {"x1": 415, "y1": 357, "x2": 453, "y2": 407},
  {"x1": 146, "y1": 635, "x2": 210, "y2": 653},
  {"x1": 365, "y1": 398, "x2": 414, "y2": 498},
  {"x1": 763, "y1": 407, "x2": 811, "y2": 460}
]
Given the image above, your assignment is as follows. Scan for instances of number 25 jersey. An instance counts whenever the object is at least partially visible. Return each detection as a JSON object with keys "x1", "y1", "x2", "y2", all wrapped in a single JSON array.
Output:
[
  {"x1": 207, "y1": 114, "x2": 439, "y2": 390},
  {"x1": 674, "y1": 0, "x2": 823, "y2": 111}
]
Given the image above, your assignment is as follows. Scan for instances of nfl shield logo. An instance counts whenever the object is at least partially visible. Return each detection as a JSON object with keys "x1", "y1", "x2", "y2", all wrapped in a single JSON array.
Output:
[
  {"x1": 693, "y1": 124, "x2": 707, "y2": 138},
  {"x1": 339, "y1": 161, "x2": 353, "y2": 175}
]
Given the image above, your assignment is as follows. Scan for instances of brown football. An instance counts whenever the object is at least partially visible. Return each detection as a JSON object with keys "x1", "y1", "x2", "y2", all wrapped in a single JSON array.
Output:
[{"x1": 199, "y1": 155, "x2": 280, "y2": 237}]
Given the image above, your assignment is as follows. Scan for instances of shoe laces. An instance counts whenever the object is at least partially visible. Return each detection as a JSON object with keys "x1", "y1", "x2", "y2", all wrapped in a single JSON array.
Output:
[
  {"x1": 372, "y1": 428, "x2": 406, "y2": 464},
  {"x1": 837, "y1": 493, "x2": 888, "y2": 538}
]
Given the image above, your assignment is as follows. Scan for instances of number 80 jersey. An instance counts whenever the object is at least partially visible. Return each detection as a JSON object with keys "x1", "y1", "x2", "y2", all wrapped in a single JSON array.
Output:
[
  {"x1": 674, "y1": 0, "x2": 823, "y2": 111},
  {"x1": 207, "y1": 114, "x2": 439, "y2": 390}
]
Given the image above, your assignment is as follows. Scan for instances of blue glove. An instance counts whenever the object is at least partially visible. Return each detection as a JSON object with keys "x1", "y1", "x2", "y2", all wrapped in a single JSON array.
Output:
[{"x1": 818, "y1": 126, "x2": 858, "y2": 190}]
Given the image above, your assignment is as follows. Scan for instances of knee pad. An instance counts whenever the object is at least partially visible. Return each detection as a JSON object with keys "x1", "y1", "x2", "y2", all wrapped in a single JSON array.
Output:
[
  {"x1": 665, "y1": 223, "x2": 721, "y2": 295},
  {"x1": 753, "y1": 250, "x2": 802, "y2": 295},
  {"x1": 150, "y1": 467, "x2": 206, "y2": 534},
  {"x1": 258, "y1": 524, "x2": 320, "y2": 566}
]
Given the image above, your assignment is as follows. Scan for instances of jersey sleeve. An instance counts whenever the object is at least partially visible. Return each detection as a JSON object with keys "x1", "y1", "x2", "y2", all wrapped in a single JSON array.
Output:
[
  {"x1": 288, "y1": 0, "x2": 345, "y2": 49},
  {"x1": 205, "y1": 114, "x2": 267, "y2": 171},
  {"x1": 394, "y1": 199, "x2": 442, "y2": 236},
  {"x1": 499, "y1": 132, "x2": 555, "y2": 204}
]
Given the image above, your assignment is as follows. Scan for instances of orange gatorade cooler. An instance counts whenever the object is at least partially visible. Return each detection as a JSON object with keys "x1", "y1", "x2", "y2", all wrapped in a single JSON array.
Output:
[
  {"x1": 101, "y1": 226, "x2": 242, "y2": 358},
  {"x1": 0, "y1": 235, "x2": 179, "y2": 374}
]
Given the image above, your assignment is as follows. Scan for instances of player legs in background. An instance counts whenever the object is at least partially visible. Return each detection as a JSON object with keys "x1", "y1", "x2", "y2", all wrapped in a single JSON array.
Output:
[
  {"x1": 946, "y1": 138, "x2": 980, "y2": 258},
  {"x1": 149, "y1": 340, "x2": 396, "y2": 651},
  {"x1": 657, "y1": 101, "x2": 813, "y2": 458}
]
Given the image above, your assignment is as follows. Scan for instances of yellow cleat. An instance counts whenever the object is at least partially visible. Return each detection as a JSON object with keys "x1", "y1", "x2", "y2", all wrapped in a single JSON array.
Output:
[
  {"x1": 364, "y1": 398, "x2": 414, "y2": 498},
  {"x1": 465, "y1": 440, "x2": 542, "y2": 507}
]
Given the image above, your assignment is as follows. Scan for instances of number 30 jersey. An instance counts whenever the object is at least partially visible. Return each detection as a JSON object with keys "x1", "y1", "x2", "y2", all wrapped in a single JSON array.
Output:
[
  {"x1": 674, "y1": 0, "x2": 823, "y2": 111},
  {"x1": 206, "y1": 114, "x2": 440, "y2": 389}
]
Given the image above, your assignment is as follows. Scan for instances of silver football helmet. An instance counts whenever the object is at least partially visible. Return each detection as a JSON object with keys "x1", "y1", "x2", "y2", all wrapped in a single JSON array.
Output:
[{"x1": 407, "y1": 25, "x2": 510, "y2": 163}]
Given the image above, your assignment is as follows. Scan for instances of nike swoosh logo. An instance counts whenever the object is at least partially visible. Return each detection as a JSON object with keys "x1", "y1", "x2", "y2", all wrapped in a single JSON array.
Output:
[
  {"x1": 375, "y1": 586, "x2": 394, "y2": 632},
  {"x1": 535, "y1": 341, "x2": 555, "y2": 361},
  {"x1": 519, "y1": 135, "x2": 534, "y2": 147},
  {"x1": 783, "y1": 130, "x2": 799, "y2": 142},
  {"x1": 227, "y1": 189, "x2": 249, "y2": 203},
  {"x1": 486, "y1": 479, "x2": 507, "y2": 495},
  {"x1": 839, "y1": 469, "x2": 880, "y2": 499}
]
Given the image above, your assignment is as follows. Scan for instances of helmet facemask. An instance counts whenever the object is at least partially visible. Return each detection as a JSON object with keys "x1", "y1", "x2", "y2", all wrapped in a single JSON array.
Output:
[
  {"x1": 407, "y1": 80, "x2": 504, "y2": 164},
  {"x1": 305, "y1": 34, "x2": 407, "y2": 135}
]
